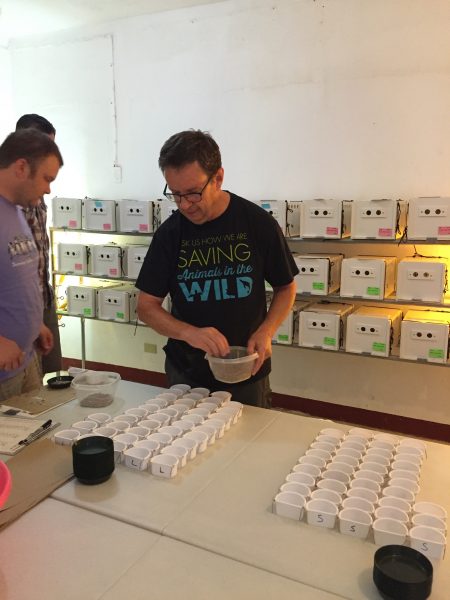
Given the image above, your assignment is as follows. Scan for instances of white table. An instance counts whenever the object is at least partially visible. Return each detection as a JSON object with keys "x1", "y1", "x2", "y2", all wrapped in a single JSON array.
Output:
[
  {"x1": 0, "y1": 498, "x2": 342, "y2": 600},
  {"x1": 2, "y1": 380, "x2": 449, "y2": 599}
]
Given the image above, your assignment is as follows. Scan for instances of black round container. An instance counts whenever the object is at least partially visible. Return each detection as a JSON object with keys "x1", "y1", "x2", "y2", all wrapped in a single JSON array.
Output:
[
  {"x1": 72, "y1": 436, "x2": 114, "y2": 485},
  {"x1": 373, "y1": 545, "x2": 433, "y2": 600},
  {"x1": 47, "y1": 375, "x2": 73, "y2": 389}
]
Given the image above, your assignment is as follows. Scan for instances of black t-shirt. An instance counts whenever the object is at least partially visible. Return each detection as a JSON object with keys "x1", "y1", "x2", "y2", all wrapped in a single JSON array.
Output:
[{"x1": 136, "y1": 193, "x2": 298, "y2": 388}]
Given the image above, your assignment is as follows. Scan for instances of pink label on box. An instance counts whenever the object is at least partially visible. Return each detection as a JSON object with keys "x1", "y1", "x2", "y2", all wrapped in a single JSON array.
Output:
[
  {"x1": 75, "y1": 263, "x2": 82, "y2": 271},
  {"x1": 69, "y1": 219, "x2": 78, "y2": 228},
  {"x1": 326, "y1": 227, "x2": 339, "y2": 235},
  {"x1": 438, "y1": 226, "x2": 450, "y2": 235},
  {"x1": 103, "y1": 223, "x2": 111, "y2": 230},
  {"x1": 139, "y1": 224, "x2": 149, "y2": 232},
  {"x1": 109, "y1": 268, "x2": 118, "y2": 276},
  {"x1": 378, "y1": 228, "x2": 393, "y2": 237}
]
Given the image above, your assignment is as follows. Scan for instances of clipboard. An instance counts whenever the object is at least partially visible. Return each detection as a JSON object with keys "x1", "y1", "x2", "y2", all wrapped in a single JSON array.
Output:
[{"x1": 0, "y1": 416, "x2": 58, "y2": 455}]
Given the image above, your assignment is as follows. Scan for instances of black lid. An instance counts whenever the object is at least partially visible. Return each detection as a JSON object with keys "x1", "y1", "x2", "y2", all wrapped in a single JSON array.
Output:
[
  {"x1": 373, "y1": 545, "x2": 433, "y2": 600},
  {"x1": 47, "y1": 375, "x2": 73, "y2": 389},
  {"x1": 72, "y1": 435, "x2": 114, "y2": 485}
]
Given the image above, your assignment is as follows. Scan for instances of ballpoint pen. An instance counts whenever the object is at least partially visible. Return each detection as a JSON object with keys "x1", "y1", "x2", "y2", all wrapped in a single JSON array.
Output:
[{"x1": 18, "y1": 420, "x2": 54, "y2": 446}]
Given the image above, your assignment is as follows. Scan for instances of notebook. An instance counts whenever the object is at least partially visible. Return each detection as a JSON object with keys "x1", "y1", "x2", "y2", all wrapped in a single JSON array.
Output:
[{"x1": 0, "y1": 416, "x2": 58, "y2": 455}]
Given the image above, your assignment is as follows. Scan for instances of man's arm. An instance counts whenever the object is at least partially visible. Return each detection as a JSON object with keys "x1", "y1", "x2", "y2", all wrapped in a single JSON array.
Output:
[
  {"x1": 247, "y1": 280, "x2": 297, "y2": 375},
  {"x1": 137, "y1": 291, "x2": 230, "y2": 357},
  {"x1": 35, "y1": 324, "x2": 54, "y2": 356},
  {"x1": 0, "y1": 335, "x2": 25, "y2": 371}
]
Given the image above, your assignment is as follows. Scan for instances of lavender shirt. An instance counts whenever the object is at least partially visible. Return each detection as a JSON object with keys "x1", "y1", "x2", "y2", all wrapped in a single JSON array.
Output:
[{"x1": 0, "y1": 196, "x2": 43, "y2": 382}]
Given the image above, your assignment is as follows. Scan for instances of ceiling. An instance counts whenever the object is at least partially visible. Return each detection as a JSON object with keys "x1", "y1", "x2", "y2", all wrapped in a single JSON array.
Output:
[{"x1": 0, "y1": 0, "x2": 222, "y2": 45}]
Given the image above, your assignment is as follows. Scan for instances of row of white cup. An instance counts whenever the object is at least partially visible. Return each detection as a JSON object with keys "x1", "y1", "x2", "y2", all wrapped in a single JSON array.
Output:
[
  {"x1": 273, "y1": 426, "x2": 447, "y2": 560},
  {"x1": 53, "y1": 386, "x2": 243, "y2": 478}
]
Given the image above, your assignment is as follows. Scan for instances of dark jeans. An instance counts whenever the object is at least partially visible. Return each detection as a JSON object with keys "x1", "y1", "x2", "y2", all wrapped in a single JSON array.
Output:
[
  {"x1": 165, "y1": 357, "x2": 272, "y2": 409},
  {"x1": 42, "y1": 298, "x2": 62, "y2": 375}
]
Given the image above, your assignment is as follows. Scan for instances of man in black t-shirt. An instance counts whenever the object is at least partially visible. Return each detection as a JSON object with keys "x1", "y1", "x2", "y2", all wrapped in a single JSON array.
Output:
[{"x1": 136, "y1": 130, "x2": 298, "y2": 408}]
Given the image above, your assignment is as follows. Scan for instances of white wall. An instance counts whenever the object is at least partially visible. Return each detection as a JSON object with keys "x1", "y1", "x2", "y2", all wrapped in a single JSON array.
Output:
[
  {"x1": 5, "y1": 0, "x2": 450, "y2": 423},
  {"x1": 0, "y1": 48, "x2": 13, "y2": 136}
]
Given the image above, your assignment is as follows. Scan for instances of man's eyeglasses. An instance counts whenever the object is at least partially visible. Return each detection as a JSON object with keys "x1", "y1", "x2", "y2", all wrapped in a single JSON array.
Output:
[{"x1": 163, "y1": 174, "x2": 213, "y2": 204}]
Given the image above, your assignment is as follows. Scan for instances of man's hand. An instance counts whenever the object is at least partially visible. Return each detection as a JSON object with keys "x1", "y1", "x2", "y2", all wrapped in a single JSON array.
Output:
[
  {"x1": 36, "y1": 324, "x2": 54, "y2": 355},
  {"x1": 0, "y1": 336, "x2": 25, "y2": 371},
  {"x1": 247, "y1": 328, "x2": 273, "y2": 375},
  {"x1": 183, "y1": 325, "x2": 230, "y2": 357}
]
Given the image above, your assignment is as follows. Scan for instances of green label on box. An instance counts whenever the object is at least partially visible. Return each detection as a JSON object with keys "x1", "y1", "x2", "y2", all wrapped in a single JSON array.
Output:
[
  {"x1": 277, "y1": 334, "x2": 289, "y2": 342},
  {"x1": 83, "y1": 308, "x2": 92, "y2": 316},
  {"x1": 116, "y1": 312, "x2": 125, "y2": 319},
  {"x1": 313, "y1": 281, "x2": 325, "y2": 291},
  {"x1": 323, "y1": 337, "x2": 336, "y2": 346},
  {"x1": 372, "y1": 342, "x2": 386, "y2": 352},
  {"x1": 367, "y1": 287, "x2": 380, "y2": 296},
  {"x1": 429, "y1": 348, "x2": 444, "y2": 359}
]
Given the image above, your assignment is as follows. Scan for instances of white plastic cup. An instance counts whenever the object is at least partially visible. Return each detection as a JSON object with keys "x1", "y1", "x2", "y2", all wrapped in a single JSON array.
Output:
[
  {"x1": 172, "y1": 419, "x2": 195, "y2": 434},
  {"x1": 310, "y1": 441, "x2": 336, "y2": 453},
  {"x1": 170, "y1": 383, "x2": 191, "y2": 393},
  {"x1": 346, "y1": 487, "x2": 379, "y2": 505},
  {"x1": 280, "y1": 482, "x2": 311, "y2": 498},
  {"x1": 95, "y1": 426, "x2": 118, "y2": 438},
  {"x1": 183, "y1": 392, "x2": 206, "y2": 402},
  {"x1": 340, "y1": 440, "x2": 366, "y2": 453},
  {"x1": 184, "y1": 430, "x2": 209, "y2": 453},
  {"x1": 139, "y1": 419, "x2": 161, "y2": 433},
  {"x1": 321, "y1": 468, "x2": 351, "y2": 486},
  {"x1": 292, "y1": 463, "x2": 322, "y2": 479},
  {"x1": 273, "y1": 492, "x2": 306, "y2": 520},
  {"x1": 369, "y1": 440, "x2": 396, "y2": 453},
  {"x1": 388, "y1": 477, "x2": 420, "y2": 496},
  {"x1": 150, "y1": 397, "x2": 169, "y2": 409},
  {"x1": 394, "y1": 452, "x2": 422, "y2": 467},
  {"x1": 175, "y1": 398, "x2": 197, "y2": 410},
  {"x1": 298, "y1": 455, "x2": 327, "y2": 469},
  {"x1": 413, "y1": 502, "x2": 447, "y2": 521},
  {"x1": 342, "y1": 496, "x2": 375, "y2": 514},
  {"x1": 180, "y1": 414, "x2": 204, "y2": 427},
  {"x1": 172, "y1": 436, "x2": 197, "y2": 461},
  {"x1": 391, "y1": 459, "x2": 420, "y2": 473},
  {"x1": 372, "y1": 517, "x2": 408, "y2": 546},
  {"x1": 328, "y1": 460, "x2": 354, "y2": 476},
  {"x1": 374, "y1": 506, "x2": 409, "y2": 524},
  {"x1": 362, "y1": 453, "x2": 391, "y2": 468},
  {"x1": 143, "y1": 403, "x2": 161, "y2": 414},
  {"x1": 114, "y1": 414, "x2": 139, "y2": 426},
  {"x1": 319, "y1": 428, "x2": 345, "y2": 439},
  {"x1": 113, "y1": 432, "x2": 139, "y2": 447},
  {"x1": 155, "y1": 392, "x2": 178, "y2": 403},
  {"x1": 411, "y1": 513, "x2": 446, "y2": 533},
  {"x1": 87, "y1": 413, "x2": 111, "y2": 425},
  {"x1": 286, "y1": 472, "x2": 316, "y2": 488},
  {"x1": 317, "y1": 478, "x2": 347, "y2": 496},
  {"x1": 360, "y1": 460, "x2": 388, "y2": 476},
  {"x1": 113, "y1": 439, "x2": 128, "y2": 463},
  {"x1": 206, "y1": 418, "x2": 226, "y2": 439},
  {"x1": 127, "y1": 426, "x2": 151, "y2": 440},
  {"x1": 134, "y1": 439, "x2": 160, "y2": 457},
  {"x1": 196, "y1": 424, "x2": 217, "y2": 445},
  {"x1": 123, "y1": 446, "x2": 151, "y2": 470},
  {"x1": 389, "y1": 468, "x2": 419, "y2": 483},
  {"x1": 366, "y1": 447, "x2": 393, "y2": 461},
  {"x1": 348, "y1": 427, "x2": 373, "y2": 439},
  {"x1": 338, "y1": 508, "x2": 372, "y2": 539},
  {"x1": 110, "y1": 420, "x2": 130, "y2": 433},
  {"x1": 189, "y1": 387, "x2": 210, "y2": 398},
  {"x1": 159, "y1": 425, "x2": 183, "y2": 440},
  {"x1": 189, "y1": 407, "x2": 212, "y2": 419},
  {"x1": 333, "y1": 452, "x2": 360, "y2": 468},
  {"x1": 150, "y1": 454, "x2": 178, "y2": 478},
  {"x1": 147, "y1": 432, "x2": 172, "y2": 448},
  {"x1": 125, "y1": 407, "x2": 149, "y2": 419},
  {"x1": 398, "y1": 438, "x2": 427, "y2": 456},
  {"x1": 305, "y1": 448, "x2": 332, "y2": 462},
  {"x1": 161, "y1": 445, "x2": 188, "y2": 468},
  {"x1": 396, "y1": 445, "x2": 425, "y2": 460},
  {"x1": 378, "y1": 496, "x2": 412, "y2": 514},
  {"x1": 374, "y1": 432, "x2": 400, "y2": 445},
  {"x1": 350, "y1": 478, "x2": 381, "y2": 494},
  {"x1": 336, "y1": 447, "x2": 362, "y2": 460},
  {"x1": 72, "y1": 420, "x2": 97, "y2": 433},
  {"x1": 344, "y1": 435, "x2": 369, "y2": 448},
  {"x1": 53, "y1": 429, "x2": 80, "y2": 446},
  {"x1": 305, "y1": 499, "x2": 338, "y2": 528},
  {"x1": 151, "y1": 413, "x2": 171, "y2": 427},
  {"x1": 382, "y1": 485, "x2": 415, "y2": 504},
  {"x1": 353, "y1": 469, "x2": 384, "y2": 486},
  {"x1": 409, "y1": 525, "x2": 446, "y2": 560},
  {"x1": 310, "y1": 488, "x2": 342, "y2": 505},
  {"x1": 315, "y1": 434, "x2": 340, "y2": 447},
  {"x1": 210, "y1": 390, "x2": 232, "y2": 402}
]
